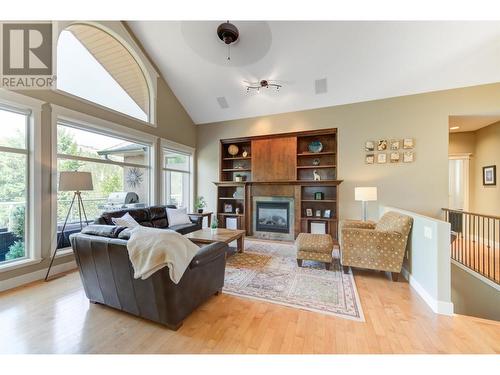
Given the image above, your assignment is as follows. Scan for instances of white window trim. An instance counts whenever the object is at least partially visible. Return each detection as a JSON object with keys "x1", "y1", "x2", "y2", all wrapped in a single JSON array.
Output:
[
  {"x1": 53, "y1": 21, "x2": 159, "y2": 127},
  {"x1": 50, "y1": 104, "x2": 158, "y2": 253},
  {"x1": 0, "y1": 90, "x2": 43, "y2": 272},
  {"x1": 161, "y1": 139, "x2": 195, "y2": 213}
]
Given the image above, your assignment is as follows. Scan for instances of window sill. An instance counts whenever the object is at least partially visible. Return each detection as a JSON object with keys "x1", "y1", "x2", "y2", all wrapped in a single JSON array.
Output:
[
  {"x1": 55, "y1": 247, "x2": 74, "y2": 258},
  {"x1": 0, "y1": 258, "x2": 42, "y2": 273}
]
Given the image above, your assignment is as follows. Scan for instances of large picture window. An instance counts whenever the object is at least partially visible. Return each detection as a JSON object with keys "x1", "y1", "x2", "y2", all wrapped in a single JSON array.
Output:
[
  {"x1": 56, "y1": 122, "x2": 152, "y2": 248},
  {"x1": 0, "y1": 106, "x2": 30, "y2": 264},
  {"x1": 57, "y1": 24, "x2": 151, "y2": 122},
  {"x1": 163, "y1": 148, "x2": 192, "y2": 209}
]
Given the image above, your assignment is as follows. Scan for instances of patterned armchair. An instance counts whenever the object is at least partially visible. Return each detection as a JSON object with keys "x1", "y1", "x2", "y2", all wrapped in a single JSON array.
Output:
[{"x1": 340, "y1": 211, "x2": 413, "y2": 281}]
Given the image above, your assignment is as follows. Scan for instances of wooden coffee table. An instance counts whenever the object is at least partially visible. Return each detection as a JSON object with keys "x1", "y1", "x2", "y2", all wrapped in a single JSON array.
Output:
[{"x1": 185, "y1": 228, "x2": 245, "y2": 255}]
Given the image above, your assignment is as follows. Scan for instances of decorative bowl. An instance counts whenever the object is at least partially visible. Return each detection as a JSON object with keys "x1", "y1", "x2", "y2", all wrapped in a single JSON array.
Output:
[{"x1": 308, "y1": 141, "x2": 323, "y2": 153}]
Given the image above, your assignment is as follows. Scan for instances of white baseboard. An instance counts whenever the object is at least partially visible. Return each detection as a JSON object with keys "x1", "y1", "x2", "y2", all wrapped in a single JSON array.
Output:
[
  {"x1": 401, "y1": 267, "x2": 454, "y2": 316},
  {"x1": 0, "y1": 260, "x2": 77, "y2": 293}
]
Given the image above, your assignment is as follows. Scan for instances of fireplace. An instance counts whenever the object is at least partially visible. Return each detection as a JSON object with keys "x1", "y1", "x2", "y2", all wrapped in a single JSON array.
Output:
[
  {"x1": 253, "y1": 196, "x2": 294, "y2": 241},
  {"x1": 256, "y1": 202, "x2": 290, "y2": 233}
]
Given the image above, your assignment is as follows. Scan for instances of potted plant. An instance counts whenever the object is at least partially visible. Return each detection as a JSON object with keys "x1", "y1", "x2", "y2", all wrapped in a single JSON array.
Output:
[
  {"x1": 194, "y1": 196, "x2": 207, "y2": 213},
  {"x1": 210, "y1": 216, "x2": 218, "y2": 233}
]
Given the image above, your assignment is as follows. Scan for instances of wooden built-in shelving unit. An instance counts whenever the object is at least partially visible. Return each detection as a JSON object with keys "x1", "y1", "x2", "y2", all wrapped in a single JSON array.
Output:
[{"x1": 215, "y1": 129, "x2": 341, "y2": 241}]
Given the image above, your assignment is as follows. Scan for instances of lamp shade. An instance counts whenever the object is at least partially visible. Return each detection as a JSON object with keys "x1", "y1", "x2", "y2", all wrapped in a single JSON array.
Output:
[
  {"x1": 354, "y1": 187, "x2": 377, "y2": 202},
  {"x1": 59, "y1": 171, "x2": 93, "y2": 192}
]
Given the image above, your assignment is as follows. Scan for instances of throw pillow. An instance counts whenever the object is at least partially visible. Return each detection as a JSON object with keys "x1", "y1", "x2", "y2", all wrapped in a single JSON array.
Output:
[
  {"x1": 166, "y1": 207, "x2": 192, "y2": 226},
  {"x1": 112, "y1": 212, "x2": 140, "y2": 228}
]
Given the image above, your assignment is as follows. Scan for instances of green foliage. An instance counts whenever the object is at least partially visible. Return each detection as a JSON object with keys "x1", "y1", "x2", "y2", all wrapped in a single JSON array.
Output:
[
  {"x1": 6, "y1": 241, "x2": 25, "y2": 260},
  {"x1": 57, "y1": 127, "x2": 83, "y2": 171},
  {"x1": 0, "y1": 149, "x2": 26, "y2": 202},
  {"x1": 194, "y1": 196, "x2": 207, "y2": 210},
  {"x1": 210, "y1": 216, "x2": 218, "y2": 229},
  {"x1": 9, "y1": 205, "x2": 25, "y2": 238},
  {"x1": 101, "y1": 173, "x2": 123, "y2": 196}
]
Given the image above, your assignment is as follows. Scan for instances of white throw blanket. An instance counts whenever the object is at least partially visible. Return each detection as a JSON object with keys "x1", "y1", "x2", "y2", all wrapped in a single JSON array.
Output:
[{"x1": 126, "y1": 226, "x2": 200, "y2": 283}]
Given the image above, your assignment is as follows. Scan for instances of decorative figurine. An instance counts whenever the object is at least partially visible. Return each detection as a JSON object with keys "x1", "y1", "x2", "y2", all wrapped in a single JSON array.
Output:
[
  {"x1": 242, "y1": 150, "x2": 248, "y2": 158},
  {"x1": 312, "y1": 158, "x2": 320, "y2": 166},
  {"x1": 313, "y1": 170, "x2": 321, "y2": 181}
]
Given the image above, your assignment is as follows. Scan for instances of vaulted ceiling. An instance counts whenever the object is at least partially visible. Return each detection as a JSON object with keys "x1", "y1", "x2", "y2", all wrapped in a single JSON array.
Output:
[{"x1": 128, "y1": 21, "x2": 500, "y2": 125}]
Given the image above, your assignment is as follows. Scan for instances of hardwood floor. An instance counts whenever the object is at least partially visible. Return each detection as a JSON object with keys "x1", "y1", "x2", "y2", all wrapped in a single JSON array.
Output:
[{"x1": 0, "y1": 268, "x2": 499, "y2": 354}]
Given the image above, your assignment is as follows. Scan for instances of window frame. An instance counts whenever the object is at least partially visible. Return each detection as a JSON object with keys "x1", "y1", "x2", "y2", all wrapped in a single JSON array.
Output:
[
  {"x1": 161, "y1": 139, "x2": 195, "y2": 212},
  {"x1": 51, "y1": 105, "x2": 158, "y2": 254},
  {"x1": 53, "y1": 21, "x2": 159, "y2": 127},
  {"x1": 0, "y1": 90, "x2": 42, "y2": 272}
]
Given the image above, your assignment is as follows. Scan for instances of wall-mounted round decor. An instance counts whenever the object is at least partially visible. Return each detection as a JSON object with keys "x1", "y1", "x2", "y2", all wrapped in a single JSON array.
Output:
[
  {"x1": 228, "y1": 144, "x2": 239, "y2": 156},
  {"x1": 126, "y1": 167, "x2": 143, "y2": 188}
]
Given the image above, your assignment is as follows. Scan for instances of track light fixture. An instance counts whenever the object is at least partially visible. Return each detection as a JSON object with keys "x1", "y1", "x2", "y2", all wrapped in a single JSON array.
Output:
[{"x1": 245, "y1": 79, "x2": 282, "y2": 93}]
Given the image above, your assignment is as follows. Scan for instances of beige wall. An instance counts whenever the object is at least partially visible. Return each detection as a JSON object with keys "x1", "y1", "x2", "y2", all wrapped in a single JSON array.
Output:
[
  {"x1": 449, "y1": 122, "x2": 500, "y2": 216},
  {"x1": 0, "y1": 77, "x2": 196, "y2": 283},
  {"x1": 473, "y1": 122, "x2": 500, "y2": 216},
  {"x1": 449, "y1": 131, "x2": 475, "y2": 155},
  {"x1": 197, "y1": 83, "x2": 500, "y2": 223}
]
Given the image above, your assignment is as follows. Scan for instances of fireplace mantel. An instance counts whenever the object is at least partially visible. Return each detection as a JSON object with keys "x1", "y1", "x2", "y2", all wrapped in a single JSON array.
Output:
[{"x1": 214, "y1": 180, "x2": 343, "y2": 186}]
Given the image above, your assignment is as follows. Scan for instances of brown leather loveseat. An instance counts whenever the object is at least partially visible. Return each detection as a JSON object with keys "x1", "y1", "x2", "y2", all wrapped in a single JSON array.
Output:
[
  {"x1": 70, "y1": 224, "x2": 227, "y2": 330},
  {"x1": 94, "y1": 205, "x2": 202, "y2": 235}
]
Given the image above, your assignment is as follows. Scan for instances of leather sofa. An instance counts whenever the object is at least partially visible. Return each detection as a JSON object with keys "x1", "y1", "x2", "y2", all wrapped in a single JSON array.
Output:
[
  {"x1": 94, "y1": 205, "x2": 202, "y2": 235},
  {"x1": 70, "y1": 225, "x2": 227, "y2": 330}
]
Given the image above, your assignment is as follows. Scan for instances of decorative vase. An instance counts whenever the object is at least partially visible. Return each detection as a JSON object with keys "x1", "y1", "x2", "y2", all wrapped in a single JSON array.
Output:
[
  {"x1": 308, "y1": 141, "x2": 323, "y2": 153},
  {"x1": 197, "y1": 208, "x2": 204, "y2": 214}
]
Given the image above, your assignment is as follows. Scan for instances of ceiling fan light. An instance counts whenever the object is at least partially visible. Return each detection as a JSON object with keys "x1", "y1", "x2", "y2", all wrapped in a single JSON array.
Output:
[{"x1": 217, "y1": 22, "x2": 239, "y2": 45}]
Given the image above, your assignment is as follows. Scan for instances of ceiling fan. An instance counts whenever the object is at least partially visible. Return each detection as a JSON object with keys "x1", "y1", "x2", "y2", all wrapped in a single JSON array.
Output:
[{"x1": 244, "y1": 79, "x2": 283, "y2": 93}]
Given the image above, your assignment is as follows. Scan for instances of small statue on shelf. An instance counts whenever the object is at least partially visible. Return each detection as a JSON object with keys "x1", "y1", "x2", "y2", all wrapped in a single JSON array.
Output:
[{"x1": 313, "y1": 170, "x2": 321, "y2": 181}]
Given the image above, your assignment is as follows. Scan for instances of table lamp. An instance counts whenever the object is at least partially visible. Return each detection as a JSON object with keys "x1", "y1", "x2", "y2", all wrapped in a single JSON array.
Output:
[
  {"x1": 354, "y1": 187, "x2": 378, "y2": 221},
  {"x1": 45, "y1": 171, "x2": 93, "y2": 281}
]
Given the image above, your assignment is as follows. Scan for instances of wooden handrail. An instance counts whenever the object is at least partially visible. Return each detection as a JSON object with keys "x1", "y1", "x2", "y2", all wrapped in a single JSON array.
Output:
[{"x1": 442, "y1": 208, "x2": 500, "y2": 221}]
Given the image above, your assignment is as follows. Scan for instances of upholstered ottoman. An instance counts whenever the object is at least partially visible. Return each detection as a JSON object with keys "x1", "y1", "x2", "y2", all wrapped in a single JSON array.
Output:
[{"x1": 295, "y1": 233, "x2": 334, "y2": 270}]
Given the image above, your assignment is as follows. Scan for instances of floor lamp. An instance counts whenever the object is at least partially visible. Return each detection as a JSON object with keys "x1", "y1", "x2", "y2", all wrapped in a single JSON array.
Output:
[
  {"x1": 45, "y1": 171, "x2": 93, "y2": 281},
  {"x1": 354, "y1": 187, "x2": 378, "y2": 221}
]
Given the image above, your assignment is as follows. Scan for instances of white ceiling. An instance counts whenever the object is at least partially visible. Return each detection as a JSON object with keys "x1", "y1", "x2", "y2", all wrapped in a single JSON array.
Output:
[
  {"x1": 449, "y1": 115, "x2": 500, "y2": 133},
  {"x1": 128, "y1": 21, "x2": 500, "y2": 125}
]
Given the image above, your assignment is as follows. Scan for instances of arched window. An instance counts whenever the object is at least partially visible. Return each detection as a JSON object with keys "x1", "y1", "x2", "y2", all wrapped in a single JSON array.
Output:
[{"x1": 57, "y1": 24, "x2": 150, "y2": 122}]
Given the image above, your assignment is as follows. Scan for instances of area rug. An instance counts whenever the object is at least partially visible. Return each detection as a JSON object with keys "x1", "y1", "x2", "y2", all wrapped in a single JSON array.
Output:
[{"x1": 224, "y1": 239, "x2": 365, "y2": 322}]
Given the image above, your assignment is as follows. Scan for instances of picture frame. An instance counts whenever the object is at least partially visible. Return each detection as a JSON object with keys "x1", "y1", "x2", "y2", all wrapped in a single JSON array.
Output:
[
  {"x1": 403, "y1": 151, "x2": 414, "y2": 163},
  {"x1": 365, "y1": 154, "x2": 375, "y2": 164},
  {"x1": 314, "y1": 192, "x2": 324, "y2": 200},
  {"x1": 483, "y1": 165, "x2": 496, "y2": 186},
  {"x1": 377, "y1": 153, "x2": 387, "y2": 164},
  {"x1": 377, "y1": 139, "x2": 388, "y2": 151},
  {"x1": 223, "y1": 203, "x2": 233, "y2": 213},
  {"x1": 390, "y1": 152, "x2": 400, "y2": 163},
  {"x1": 365, "y1": 140, "x2": 375, "y2": 152},
  {"x1": 305, "y1": 208, "x2": 313, "y2": 217},
  {"x1": 403, "y1": 138, "x2": 414, "y2": 149},
  {"x1": 390, "y1": 140, "x2": 400, "y2": 150},
  {"x1": 323, "y1": 209, "x2": 332, "y2": 218},
  {"x1": 315, "y1": 209, "x2": 322, "y2": 217}
]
